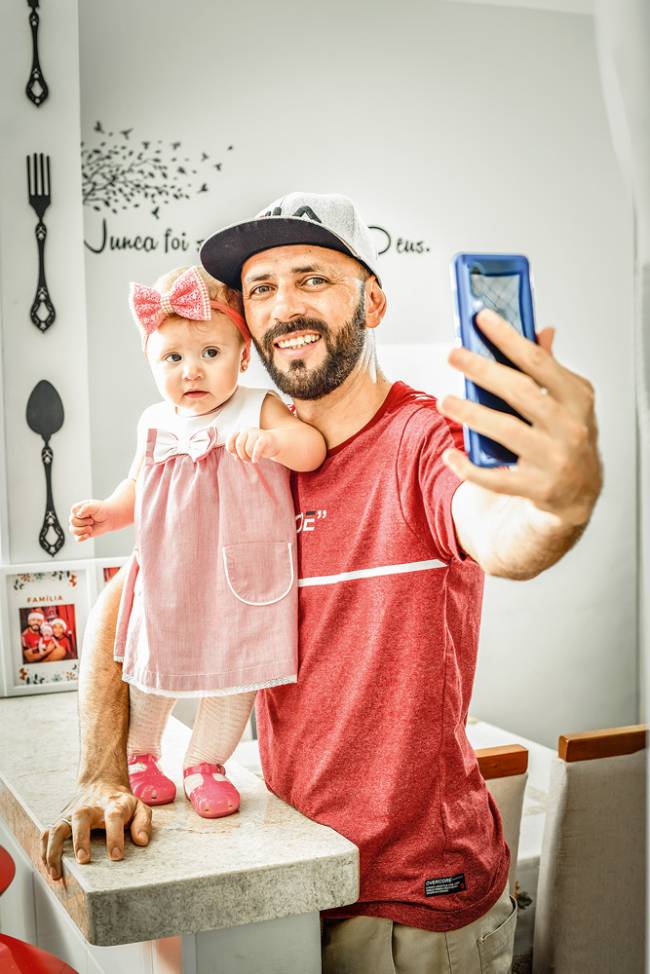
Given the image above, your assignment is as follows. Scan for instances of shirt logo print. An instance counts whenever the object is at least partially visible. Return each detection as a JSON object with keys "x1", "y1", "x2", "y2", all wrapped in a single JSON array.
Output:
[{"x1": 296, "y1": 510, "x2": 327, "y2": 533}]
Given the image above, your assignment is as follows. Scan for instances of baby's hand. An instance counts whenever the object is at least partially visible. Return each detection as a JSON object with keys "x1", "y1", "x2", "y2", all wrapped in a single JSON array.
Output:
[
  {"x1": 225, "y1": 428, "x2": 281, "y2": 464},
  {"x1": 69, "y1": 500, "x2": 112, "y2": 541}
]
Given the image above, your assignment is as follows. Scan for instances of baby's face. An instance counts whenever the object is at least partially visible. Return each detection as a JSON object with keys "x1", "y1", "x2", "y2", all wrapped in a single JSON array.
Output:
[{"x1": 147, "y1": 311, "x2": 247, "y2": 416}]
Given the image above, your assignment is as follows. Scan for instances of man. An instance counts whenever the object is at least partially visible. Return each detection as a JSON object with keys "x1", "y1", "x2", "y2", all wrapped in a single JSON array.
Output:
[
  {"x1": 43, "y1": 193, "x2": 601, "y2": 972},
  {"x1": 21, "y1": 610, "x2": 45, "y2": 662}
]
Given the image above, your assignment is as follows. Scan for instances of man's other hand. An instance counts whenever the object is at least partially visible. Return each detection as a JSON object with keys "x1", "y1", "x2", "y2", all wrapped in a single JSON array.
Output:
[{"x1": 40, "y1": 782, "x2": 152, "y2": 880}]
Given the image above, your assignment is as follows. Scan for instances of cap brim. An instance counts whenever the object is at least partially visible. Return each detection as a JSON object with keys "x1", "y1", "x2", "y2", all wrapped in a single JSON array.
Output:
[{"x1": 200, "y1": 217, "x2": 370, "y2": 291}]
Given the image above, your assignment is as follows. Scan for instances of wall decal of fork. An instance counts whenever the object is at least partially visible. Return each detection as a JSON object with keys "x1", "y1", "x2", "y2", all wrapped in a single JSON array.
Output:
[{"x1": 26, "y1": 152, "x2": 56, "y2": 332}]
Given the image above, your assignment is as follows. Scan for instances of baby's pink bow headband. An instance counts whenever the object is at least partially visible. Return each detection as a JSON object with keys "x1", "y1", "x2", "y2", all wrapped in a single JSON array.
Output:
[{"x1": 128, "y1": 267, "x2": 250, "y2": 349}]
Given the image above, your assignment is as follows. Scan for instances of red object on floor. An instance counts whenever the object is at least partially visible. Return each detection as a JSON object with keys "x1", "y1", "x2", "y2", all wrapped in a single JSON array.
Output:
[
  {"x1": 0, "y1": 847, "x2": 79, "y2": 973},
  {"x1": 0, "y1": 936, "x2": 77, "y2": 973},
  {"x1": 0, "y1": 846, "x2": 16, "y2": 895}
]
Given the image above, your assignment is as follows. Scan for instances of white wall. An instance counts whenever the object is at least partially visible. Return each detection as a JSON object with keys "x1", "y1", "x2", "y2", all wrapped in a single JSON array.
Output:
[
  {"x1": 0, "y1": 0, "x2": 94, "y2": 564},
  {"x1": 77, "y1": 0, "x2": 636, "y2": 748},
  {"x1": 594, "y1": 0, "x2": 650, "y2": 725}
]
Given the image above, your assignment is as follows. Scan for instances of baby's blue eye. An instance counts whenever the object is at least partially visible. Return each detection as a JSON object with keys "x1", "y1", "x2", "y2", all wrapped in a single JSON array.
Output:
[
  {"x1": 203, "y1": 347, "x2": 219, "y2": 358},
  {"x1": 165, "y1": 352, "x2": 182, "y2": 363}
]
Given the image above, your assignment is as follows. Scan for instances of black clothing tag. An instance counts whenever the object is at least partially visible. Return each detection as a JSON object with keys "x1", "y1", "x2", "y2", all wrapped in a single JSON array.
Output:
[{"x1": 424, "y1": 873, "x2": 466, "y2": 896}]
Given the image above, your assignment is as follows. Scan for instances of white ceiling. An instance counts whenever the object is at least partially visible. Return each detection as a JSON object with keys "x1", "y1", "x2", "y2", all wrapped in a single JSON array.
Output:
[{"x1": 441, "y1": 0, "x2": 594, "y2": 14}]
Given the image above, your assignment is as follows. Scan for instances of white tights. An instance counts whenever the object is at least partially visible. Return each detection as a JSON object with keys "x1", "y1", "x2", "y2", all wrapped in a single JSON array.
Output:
[{"x1": 127, "y1": 686, "x2": 256, "y2": 769}]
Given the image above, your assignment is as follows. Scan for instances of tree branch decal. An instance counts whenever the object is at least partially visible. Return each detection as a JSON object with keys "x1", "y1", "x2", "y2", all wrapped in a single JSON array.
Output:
[{"x1": 81, "y1": 122, "x2": 233, "y2": 219}]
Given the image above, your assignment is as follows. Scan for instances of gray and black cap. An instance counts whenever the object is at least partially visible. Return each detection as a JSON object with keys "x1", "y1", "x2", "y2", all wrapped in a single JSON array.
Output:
[{"x1": 199, "y1": 191, "x2": 381, "y2": 291}]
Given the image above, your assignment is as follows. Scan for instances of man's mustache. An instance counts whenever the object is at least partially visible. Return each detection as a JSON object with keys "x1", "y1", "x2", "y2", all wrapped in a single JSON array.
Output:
[{"x1": 261, "y1": 318, "x2": 330, "y2": 355}]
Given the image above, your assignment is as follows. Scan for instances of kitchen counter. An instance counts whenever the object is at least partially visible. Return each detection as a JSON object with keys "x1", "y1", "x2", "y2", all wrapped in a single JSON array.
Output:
[{"x1": 0, "y1": 693, "x2": 358, "y2": 973}]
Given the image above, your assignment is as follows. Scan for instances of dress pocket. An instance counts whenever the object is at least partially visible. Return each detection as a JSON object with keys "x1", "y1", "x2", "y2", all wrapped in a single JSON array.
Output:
[
  {"x1": 476, "y1": 894, "x2": 518, "y2": 973},
  {"x1": 222, "y1": 541, "x2": 295, "y2": 606}
]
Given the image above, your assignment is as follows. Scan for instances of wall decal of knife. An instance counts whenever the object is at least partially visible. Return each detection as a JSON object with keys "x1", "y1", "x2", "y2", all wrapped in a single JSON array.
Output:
[
  {"x1": 26, "y1": 0, "x2": 49, "y2": 106},
  {"x1": 26, "y1": 380, "x2": 65, "y2": 557},
  {"x1": 26, "y1": 153, "x2": 56, "y2": 332}
]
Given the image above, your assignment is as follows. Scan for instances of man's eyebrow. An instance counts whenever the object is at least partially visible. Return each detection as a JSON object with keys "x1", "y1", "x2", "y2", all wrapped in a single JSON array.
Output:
[
  {"x1": 243, "y1": 263, "x2": 328, "y2": 285},
  {"x1": 244, "y1": 270, "x2": 274, "y2": 285},
  {"x1": 291, "y1": 264, "x2": 324, "y2": 275}
]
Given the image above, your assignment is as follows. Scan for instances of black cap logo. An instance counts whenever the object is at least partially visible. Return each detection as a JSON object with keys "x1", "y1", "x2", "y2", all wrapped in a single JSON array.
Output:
[{"x1": 261, "y1": 204, "x2": 322, "y2": 223}]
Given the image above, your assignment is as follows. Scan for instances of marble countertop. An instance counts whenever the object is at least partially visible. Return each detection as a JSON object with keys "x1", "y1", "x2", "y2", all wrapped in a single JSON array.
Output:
[{"x1": 0, "y1": 693, "x2": 358, "y2": 947}]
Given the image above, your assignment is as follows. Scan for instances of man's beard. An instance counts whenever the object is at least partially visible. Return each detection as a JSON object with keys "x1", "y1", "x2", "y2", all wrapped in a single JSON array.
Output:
[{"x1": 252, "y1": 294, "x2": 367, "y2": 400}]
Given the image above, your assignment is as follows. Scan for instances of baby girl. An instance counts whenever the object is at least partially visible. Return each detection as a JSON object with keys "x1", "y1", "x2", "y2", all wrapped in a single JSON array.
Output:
[{"x1": 70, "y1": 266, "x2": 325, "y2": 818}]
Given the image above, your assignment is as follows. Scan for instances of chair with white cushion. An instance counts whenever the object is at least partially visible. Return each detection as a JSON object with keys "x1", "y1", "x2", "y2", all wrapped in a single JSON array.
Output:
[
  {"x1": 475, "y1": 744, "x2": 529, "y2": 898},
  {"x1": 532, "y1": 724, "x2": 647, "y2": 974}
]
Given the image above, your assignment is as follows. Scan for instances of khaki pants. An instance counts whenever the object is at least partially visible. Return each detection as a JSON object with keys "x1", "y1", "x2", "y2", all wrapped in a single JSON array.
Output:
[{"x1": 321, "y1": 882, "x2": 517, "y2": 974}]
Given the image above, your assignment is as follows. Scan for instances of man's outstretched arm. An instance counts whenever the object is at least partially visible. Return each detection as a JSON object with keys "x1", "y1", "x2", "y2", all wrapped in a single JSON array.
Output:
[
  {"x1": 41, "y1": 568, "x2": 151, "y2": 880},
  {"x1": 439, "y1": 309, "x2": 603, "y2": 579}
]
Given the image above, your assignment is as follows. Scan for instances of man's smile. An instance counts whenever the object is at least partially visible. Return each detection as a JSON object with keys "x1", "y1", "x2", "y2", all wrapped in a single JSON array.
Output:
[{"x1": 273, "y1": 330, "x2": 323, "y2": 359}]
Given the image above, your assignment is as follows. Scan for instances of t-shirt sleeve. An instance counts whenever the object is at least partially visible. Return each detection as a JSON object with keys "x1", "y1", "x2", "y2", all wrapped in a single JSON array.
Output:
[{"x1": 398, "y1": 407, "x2": 474, "y2": 564}]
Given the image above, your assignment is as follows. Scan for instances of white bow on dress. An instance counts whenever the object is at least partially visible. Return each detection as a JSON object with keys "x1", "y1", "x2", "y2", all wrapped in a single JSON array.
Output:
[{"x1": 151, "y1": 427, "x2": 217, "y2": 464}]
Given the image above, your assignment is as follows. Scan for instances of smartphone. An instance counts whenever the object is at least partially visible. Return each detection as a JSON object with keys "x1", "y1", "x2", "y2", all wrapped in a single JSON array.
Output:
[{"x1": 451, "y1": 253, "x2": 538, "y2": 467}]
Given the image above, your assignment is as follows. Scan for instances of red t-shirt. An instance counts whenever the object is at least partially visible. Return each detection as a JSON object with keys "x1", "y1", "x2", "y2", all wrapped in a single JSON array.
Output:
[
  {"x1": 256, "y1": 381, "x2": 510, "y2": 933},
  {"x1": 21, "y1": 628, "x2": 41, "y2": 652}
]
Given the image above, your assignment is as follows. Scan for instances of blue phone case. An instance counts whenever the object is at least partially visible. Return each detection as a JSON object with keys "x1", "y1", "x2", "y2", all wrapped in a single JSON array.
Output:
[{"x1": 451, "y1": 253, "x2": 537, "y2": 467}]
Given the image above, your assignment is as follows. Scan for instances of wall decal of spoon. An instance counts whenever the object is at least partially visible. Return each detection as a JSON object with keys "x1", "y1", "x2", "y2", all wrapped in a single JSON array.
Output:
[
  {"x1": 26, "y1": 0, "x2": 49, "y2": 106},
  {"x1": 26, "y1": 380, "x2": 65, "y2": 557},
  {"x1": 26, "y1": 153, "x2": 56, "y2": 332}
]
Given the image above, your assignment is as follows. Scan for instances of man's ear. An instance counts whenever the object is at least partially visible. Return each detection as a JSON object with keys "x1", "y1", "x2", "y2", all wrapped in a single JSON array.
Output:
[{"x1": 364, "y1": 276, "x2": 387, "y2": 330}]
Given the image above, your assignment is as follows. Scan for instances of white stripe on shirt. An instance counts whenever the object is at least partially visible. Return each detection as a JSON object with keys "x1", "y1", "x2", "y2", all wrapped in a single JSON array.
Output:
[{"x1": 298, "y1": 558, "x2": 447, "y2": 588}]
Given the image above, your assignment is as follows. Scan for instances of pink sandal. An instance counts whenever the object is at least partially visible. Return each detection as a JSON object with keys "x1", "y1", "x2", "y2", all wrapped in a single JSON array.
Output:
[
  {"x1": 128, "y1": 753, "x2": 176, "y2": 806},
  {"x1": 183, "y1": 762, "x2": 240, "y2": 819}
]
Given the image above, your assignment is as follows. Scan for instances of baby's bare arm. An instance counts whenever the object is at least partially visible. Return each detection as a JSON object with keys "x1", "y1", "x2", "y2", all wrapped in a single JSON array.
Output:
[
  {"x1": 227, "y1": 394, "x2": 327, "y2": 472},
  {"x1": 70, "y1": 472, "x2": 139, "y2": 541},
  {"x1": 103, "y1": 477, "x2": 138, "y2": 530}
]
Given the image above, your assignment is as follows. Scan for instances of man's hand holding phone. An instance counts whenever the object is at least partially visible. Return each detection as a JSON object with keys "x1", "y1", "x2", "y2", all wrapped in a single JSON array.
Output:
[{"x1": 438, "y1": 306, "x2": 602, "y2": 531}]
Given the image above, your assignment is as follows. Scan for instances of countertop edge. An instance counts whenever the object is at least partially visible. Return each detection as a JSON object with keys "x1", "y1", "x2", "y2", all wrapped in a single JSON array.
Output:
[
  {"x1": 0, "y1": 768, "x2": 360, "y2": 946},
  {"x1": 84, "y1": 848, "x2": 360, "y2": 946}
]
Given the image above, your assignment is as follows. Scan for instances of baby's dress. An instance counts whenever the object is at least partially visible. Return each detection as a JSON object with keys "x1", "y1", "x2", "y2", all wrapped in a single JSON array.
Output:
[{"x1": 114, "y1": 385, "x2": 298, "y2": 697}]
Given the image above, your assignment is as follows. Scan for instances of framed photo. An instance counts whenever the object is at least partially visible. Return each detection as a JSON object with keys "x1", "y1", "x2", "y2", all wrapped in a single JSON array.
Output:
[
  {"x1": 0, "y1": 560, "x2": 94, "y2": 696},
  {"x1": 93, "y1": 556, "x2": 128, "y2": 593}
]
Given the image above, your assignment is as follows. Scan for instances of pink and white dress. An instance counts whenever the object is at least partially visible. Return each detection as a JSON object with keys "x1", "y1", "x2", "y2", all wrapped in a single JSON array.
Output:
[{"x1": 114, "y1": 385, "x2": 298, "y2": 698}]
